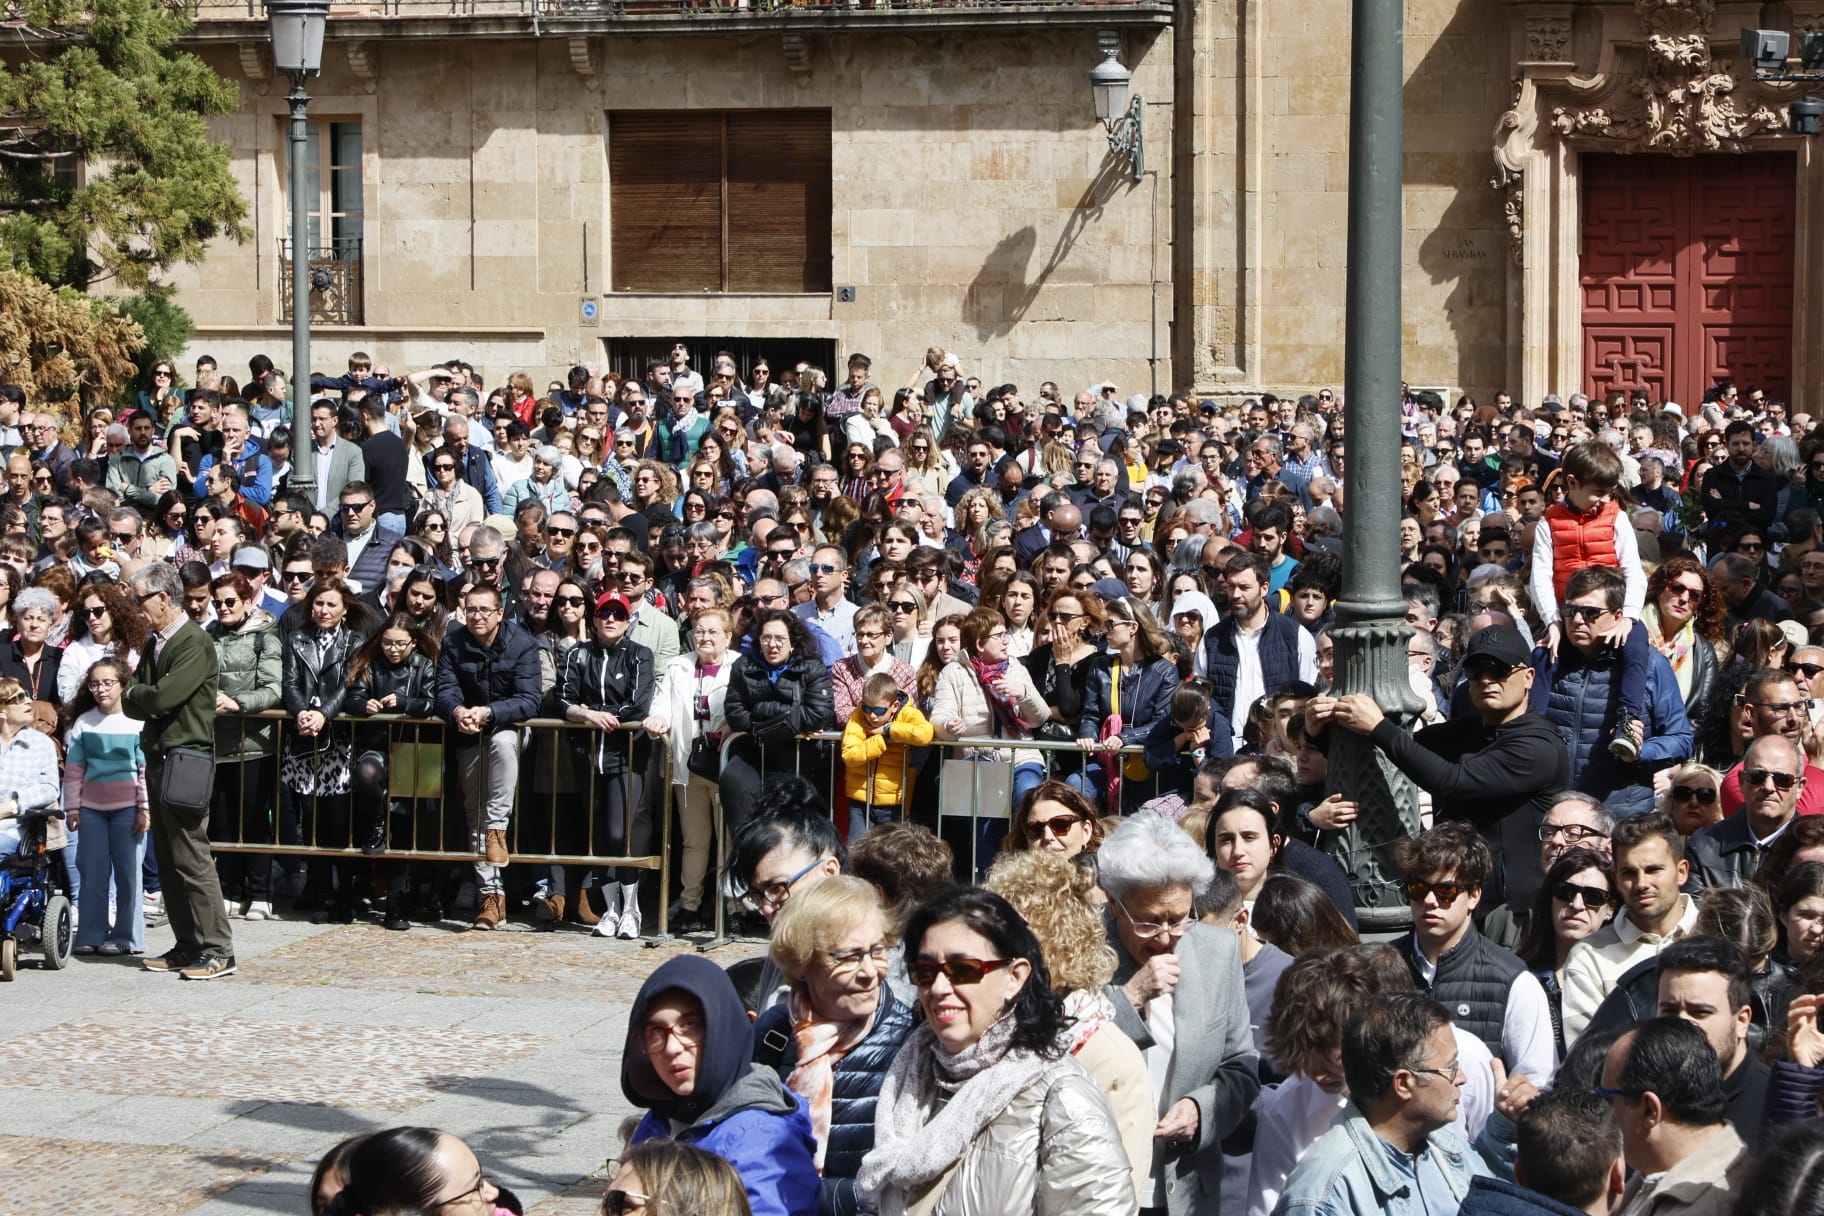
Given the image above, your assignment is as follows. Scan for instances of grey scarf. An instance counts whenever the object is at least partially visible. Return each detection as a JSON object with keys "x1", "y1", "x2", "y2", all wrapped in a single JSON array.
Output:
[{"x1": 855, "y1": 1015, "x2": 1048, "y2": 1209}]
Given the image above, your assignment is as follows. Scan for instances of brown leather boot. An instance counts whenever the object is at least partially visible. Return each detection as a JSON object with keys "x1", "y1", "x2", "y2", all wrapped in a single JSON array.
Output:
[
  {"x1": 472, "y1": 892, "x2": 506, "y2": 930},
  {"x1": 571, "y1": 889, "x2": 601, "y2": 926},
  {"x1": 485, "y1": 830, "x2": 509, "y2": 866}
]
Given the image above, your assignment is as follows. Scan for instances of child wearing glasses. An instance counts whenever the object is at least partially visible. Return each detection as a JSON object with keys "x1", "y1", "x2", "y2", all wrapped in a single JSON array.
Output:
[{"x1": 839, "y1": 673, "x2": 933, "y2": 845}]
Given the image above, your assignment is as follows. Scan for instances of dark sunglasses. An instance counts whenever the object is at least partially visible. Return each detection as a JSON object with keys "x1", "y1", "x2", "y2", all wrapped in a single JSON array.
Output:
[
  {"x1": 547, "y1": 526, "x2": 577, "y2": 538},
  {"x1": 471, "y1": 556, "x2": 502, "y2": 569},
  {"x1": 1024, "y1": 814, "x2": 1083, "y2": 841},
  {"x1": 1405, "y1": 879, "x2": 1470, "y2": 905},
  {"x1": 338, "y1": 501, "x2": 372, "y2": 514},
  {"x1": 83, "y1": 604, "x2": 108, "y2": 619},
  {"x1": 1672, "y1": 784, "x2": 1718, "y2": 804},
  {"x1": 1791, "y1": 662, "x2": 1824, "y2": 679},
  {"x1": 1552, "y1": 881, "x2": 1610, "y2": 909},
  {"x1": 1745, "y1": 767, "x2": 1799, "y2": 790},
  {"x1": 1560, "y1": 603, "x2": 1610, "y2": 624},
  {"x1": 885, "y1": 600, "x2": 919, "y2": 613},
  {"x1": 283, "y1": 570, "x2": 313, "y2": 584},
  {"x1": 1464, "y1": 659, "x2": 1522, "y2": 682},
  {"x1": 906, "y1": 957, "x2": 1015, "y2": 988},
  {"x1": 554, "y1": 595, "x2": 587, "y2": 607}
]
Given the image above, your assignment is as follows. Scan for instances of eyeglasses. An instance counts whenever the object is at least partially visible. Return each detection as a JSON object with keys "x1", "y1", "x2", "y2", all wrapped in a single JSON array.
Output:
[
  {"x1": 1791, "y1": 662, "x2": 1824, "y2": 679},
  {"x1": 1404, "y1": 879, "x2": 1471, "y2": 905},
  {"x1": 1464, "y1": 659, "x2": 1523, "y2": 682},
  {"x1": 638, "y1": 1017, "x2": 707, "y2": 1054},
  {"x1": 1539, "y1": 822, "x2": 1607, "y2": 844},
  {"x1": 435, "y1": 1174, "x2": 493, "y2": 1209},
  {"x1": 83, "y1": 604, "x2": 109, "y2": 620},
  {"x1": 471, "y1": 556, "x2": 502, "y2": 569},
  {"x1": 212, "y1": 597, "x2": 241, "y2": 610},
  {"x1": 602, "y1": 1188, "x2": 650, "y2": 1216},
  {"x1": 1553, "y1": 881, "x2": 1610, "y2": 909},
  {"x1": 747, "y1": 857, "x2": 826, "y2": 912},
  {"x1": 1665, "y1": 582, "x2": 1705, "y2": 601},
  {"x1": 808, "y1": 563, "x2": 840, "y2": 576},
  {"x1": 547, "y1": 526, "x2": 576, "y2": 538},
  {"x1": 1560, "y1": 603, "x2": 1611, "y2": 624},
  {"x1": 1111, "y1": 898, "x2": 1193, "y2": 940},
  {"x1": 283, "y1": 570, "x2": 313, "y2": 584},
  {"x1": 1738, "y1": 540, "x2": 1766, "y2": 552},
  {"x1": 1407, "y1": 1058, "x2": 1461, "y2": 1084},
  {"x1": 466, "y1": 604, "x2": 500, "y2": 617},
  {"x1": 338, "y1": 501, "x2": 372, "y2": 514},
  {"x1": 1745, "y1": 767, "x2": 1799, "y2": 790},
  {"x1": 110, "y1": 532, "x2": 136, "y2": 544},
  {"x1": 907, "y1": 956, "x2": 1015, "y2": 987},
  {"x1": 432, "y1": 462, "x2": 456, "y2": 472},
  {"x1": 136, "y1": 589, "x2": 166, "y2": 606},
  {"x1": 1748, "y1": 699, "x2": 1809, "y2": 716},
  {"x1": 821, "y1": 943, "x2": 891, "y2": 973},
  {"x1": 1047, "y1": 610, "x2": 1083, "y2": 625},
  {"x1": 1024, "y1": 814, "x2": 1084, "y2": 841}
]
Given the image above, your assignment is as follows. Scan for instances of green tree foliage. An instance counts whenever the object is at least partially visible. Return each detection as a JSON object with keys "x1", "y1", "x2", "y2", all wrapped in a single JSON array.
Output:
[
  {"x1": 0, "y1": 269, "x2": 144, "y2": 409},
  {"x1": 0, "y1": 0, "x2": 249, "y2": 291}
]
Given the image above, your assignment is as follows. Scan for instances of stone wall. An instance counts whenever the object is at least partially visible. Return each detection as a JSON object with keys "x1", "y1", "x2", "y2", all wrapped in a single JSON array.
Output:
[{"x1": 169, "y1": 22, "x2": 1176, "y2": 397}]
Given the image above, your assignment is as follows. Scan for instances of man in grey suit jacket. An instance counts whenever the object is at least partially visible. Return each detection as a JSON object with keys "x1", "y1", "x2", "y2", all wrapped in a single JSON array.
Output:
[
  {"x1": 1100, "y1": 812, "x2": 1261, "y2": 1216},
  {"x1": 290, "y1": 398, "x2": 366, "y2": 515}
]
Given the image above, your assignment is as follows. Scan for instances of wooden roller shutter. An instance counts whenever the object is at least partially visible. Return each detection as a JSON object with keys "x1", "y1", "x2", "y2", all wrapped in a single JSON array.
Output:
[
  {"x1": 609, "y1": 111, "x2": 723, "y2": 293},
  {"x1": 725, "y1": 110, "x2": 832, "y2": 293}
]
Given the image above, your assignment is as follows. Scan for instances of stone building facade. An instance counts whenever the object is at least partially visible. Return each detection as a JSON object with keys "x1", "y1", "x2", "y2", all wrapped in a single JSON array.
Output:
[{"x1": 164, "y1": 0, "x2": 1814, "y2": 407}]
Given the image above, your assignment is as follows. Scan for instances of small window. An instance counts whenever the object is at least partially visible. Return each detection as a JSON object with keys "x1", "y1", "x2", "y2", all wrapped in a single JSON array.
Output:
[{"x1": 609, "y1": 110, "x2": 833, "y2": 294}]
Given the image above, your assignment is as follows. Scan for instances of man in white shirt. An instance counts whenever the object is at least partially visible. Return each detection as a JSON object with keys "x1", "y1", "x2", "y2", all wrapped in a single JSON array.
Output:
[
  {"x1": 1561, "y1": 811, "x2": 1699, "y2": 1042},
  {"x1": 1203, "y1": 551, "x2": 1318, "y2": 750}
]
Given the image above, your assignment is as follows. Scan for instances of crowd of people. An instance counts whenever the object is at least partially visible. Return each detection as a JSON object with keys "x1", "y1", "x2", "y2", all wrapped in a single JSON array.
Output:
[{"x1": 8, "y1": 346, "x2": 1824, "y2": 1211}]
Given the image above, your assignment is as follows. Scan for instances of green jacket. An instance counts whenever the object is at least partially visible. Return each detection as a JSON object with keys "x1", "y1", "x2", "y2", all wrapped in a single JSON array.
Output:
[
  {"x1": 125, "y1": 618, "x2": 219, "y2": 760},
  {"x1": 107, "y1": 446, "x2": 179, "y2": 512},
  {"x1": 207, "y1": 610, "x2": 282, "y2": 760}
]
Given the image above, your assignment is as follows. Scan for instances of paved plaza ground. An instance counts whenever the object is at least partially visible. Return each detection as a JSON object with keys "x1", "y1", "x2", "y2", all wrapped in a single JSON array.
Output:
[{"x1": 0, "y1": 914, "x2": 750, "y2": 1215}]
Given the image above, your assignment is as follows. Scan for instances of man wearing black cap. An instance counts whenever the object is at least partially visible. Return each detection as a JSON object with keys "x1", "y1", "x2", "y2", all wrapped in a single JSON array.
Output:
[{"x1": 1306, "y1": 622, "x2": 1570, "y2": 907}]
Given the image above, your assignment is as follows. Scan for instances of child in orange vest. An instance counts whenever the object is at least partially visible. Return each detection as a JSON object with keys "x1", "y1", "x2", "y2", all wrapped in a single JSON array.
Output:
[
  {"x1": 839, "y1": 673, "x2": 935, "y2": 843},
  {"x1": 1526, "y1": 440, "x2": 1652, "y2": 759}
]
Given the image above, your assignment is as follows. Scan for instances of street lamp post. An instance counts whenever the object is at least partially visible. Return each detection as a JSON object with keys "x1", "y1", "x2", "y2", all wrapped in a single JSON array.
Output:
[
  {"x1": 1324, "y1": 0, "x2": 1424, "y2": 930},
  {"x1": 265, "y1": 0, "x2": 330, "y2": 399}
]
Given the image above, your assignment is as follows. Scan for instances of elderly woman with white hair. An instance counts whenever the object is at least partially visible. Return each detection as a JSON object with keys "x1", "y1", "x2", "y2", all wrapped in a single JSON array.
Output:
[
  {"x1": 1097, "y1": 811, "x2": 1259, "y2": 1216},
  {"x1": 501, "y1": 445, "x2": 574, "y2": 517}
]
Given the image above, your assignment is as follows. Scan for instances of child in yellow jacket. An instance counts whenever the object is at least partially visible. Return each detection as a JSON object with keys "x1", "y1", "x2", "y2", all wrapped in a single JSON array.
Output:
[{"x1": 840, "y1": 673, "x2": 934, "y2": 843}]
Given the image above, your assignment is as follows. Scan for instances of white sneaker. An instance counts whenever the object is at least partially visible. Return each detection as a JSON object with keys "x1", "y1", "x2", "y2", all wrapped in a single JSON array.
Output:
[
  {"x1": 592, "y1": 882, "x2": 622, "y2": 938},
  {"x1": 225, "y1": 900, "x2": 241, "y2": 920},
  {"x1": 617, "y1": 884, "x2": 642, "y2": 940},
  {"x1": 244, "y1": 901, "x2": 273, "y2": 922}
]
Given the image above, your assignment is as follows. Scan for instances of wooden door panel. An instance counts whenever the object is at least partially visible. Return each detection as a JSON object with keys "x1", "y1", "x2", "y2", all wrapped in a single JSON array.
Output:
[{"x1": 1581, "y1": 152, "x2": 1794, "y2": 408}]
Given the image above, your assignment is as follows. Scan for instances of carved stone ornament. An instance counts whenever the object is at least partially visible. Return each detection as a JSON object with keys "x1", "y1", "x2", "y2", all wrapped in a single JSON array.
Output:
[
  {"x1": 1491, "y1": 79, "x2": 1533, "y2": 265},
  {"x1": 1524, "y1": 15, "x2": 1571, "y2": 62},
  {"x1": 346, "y1": 42, "x2": 378, "y2": 94},
  {"x1": 568, "y1": 37, "x2": 598, "y2": 91},
  {"x1": 1548, "y1": 0, "x2": 1783, "y2": 153}
]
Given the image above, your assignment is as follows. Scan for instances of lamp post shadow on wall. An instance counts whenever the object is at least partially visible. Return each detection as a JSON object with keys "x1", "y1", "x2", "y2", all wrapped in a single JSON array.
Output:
[
  {"x1": 266, "y1": 0, "x2": 330, "y2": 394},
  {"x1": 1324, "y1": 0, "x2": 1425, "y2": 932}
]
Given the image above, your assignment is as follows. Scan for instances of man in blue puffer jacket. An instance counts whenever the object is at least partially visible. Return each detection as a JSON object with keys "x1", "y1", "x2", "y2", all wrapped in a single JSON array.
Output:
[
  {"x1": 623, "y1": 954, "x2": 819, "y2": 1216},
  {"x1": 1530, "y1": 566, "x2": 1691, "y2": 817}
]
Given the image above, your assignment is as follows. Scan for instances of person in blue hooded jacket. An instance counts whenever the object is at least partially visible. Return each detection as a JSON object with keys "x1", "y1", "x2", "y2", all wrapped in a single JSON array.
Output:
[{"x1": 623, "y1": 954, "x2": 820, "y2": 1216}]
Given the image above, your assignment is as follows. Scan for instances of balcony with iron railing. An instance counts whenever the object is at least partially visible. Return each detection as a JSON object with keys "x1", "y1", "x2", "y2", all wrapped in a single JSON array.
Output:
[
  {"x1": 278, "y1": 237, "x2": 364, "y2": 326},
  {"x1": 180, "y1": 0, "x2": 1171, "y2": 36}
]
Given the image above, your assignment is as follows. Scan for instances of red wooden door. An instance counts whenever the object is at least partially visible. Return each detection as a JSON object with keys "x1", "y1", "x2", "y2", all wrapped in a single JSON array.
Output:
[{"x1": 1581, "y1": 153, "x2": 1794, "y2": 409}]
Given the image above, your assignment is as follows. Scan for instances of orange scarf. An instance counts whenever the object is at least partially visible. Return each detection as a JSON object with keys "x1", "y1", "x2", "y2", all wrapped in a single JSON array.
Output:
[{"x1": 785, "y1": 986, "x2": 876, "y2": 1171}]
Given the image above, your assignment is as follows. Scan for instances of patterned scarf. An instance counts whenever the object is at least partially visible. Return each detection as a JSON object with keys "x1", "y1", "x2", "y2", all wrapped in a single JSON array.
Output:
[
  {"x1": 784, "y1": 986, "x2": 877, "y2": 1171},
  {"x1": 1642, "y1": 603, "x2": 1695, "y2": 701},
  {"x1": 1062, "y1": 988, "x2": 1115, "y2": 1057},
  {"x1": 970, "y1": 656, "x2": 1021, "y2": 735},
  {"x1": 855, "y1": 1015, "x2": 1047, "y2": 1207}
]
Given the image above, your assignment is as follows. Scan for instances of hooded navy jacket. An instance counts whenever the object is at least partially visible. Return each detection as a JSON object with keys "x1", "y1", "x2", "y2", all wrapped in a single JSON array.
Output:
[{"x1": 623, "y1": 955, "x2": 819, "y2": 1216}]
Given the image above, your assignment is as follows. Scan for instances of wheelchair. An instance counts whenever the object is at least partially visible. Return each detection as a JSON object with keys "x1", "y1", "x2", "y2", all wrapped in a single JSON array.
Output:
[{"x1": 0, "y1": 807, "x2": 73, "y2": 981}]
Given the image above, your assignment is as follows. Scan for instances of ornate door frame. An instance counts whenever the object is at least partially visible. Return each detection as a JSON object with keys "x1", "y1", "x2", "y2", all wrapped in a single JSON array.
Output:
[{"x1": 1491, "y1": 0, "x2": 1822, "y2": 409}]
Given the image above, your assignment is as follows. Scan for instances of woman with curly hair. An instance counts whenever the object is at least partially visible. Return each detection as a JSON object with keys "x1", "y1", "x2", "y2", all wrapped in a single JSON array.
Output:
[
  {"x1": 1643, "y1": 554, "x2": 1725, "y2": 732},
  {"x1": 630, "y1": 460, "x2": 678, "y2": 515},
  {"x1": 59, "y1": 579, "x2": 148, "y2": 704},
  {"x1": 1003, "y1": 778, "x2": 1105, "y2": 859},
  {"x1": 898, "y1": 423, "x2": 947, "y2": 493},
  {"x1": 985, "y1": 848, "x2": 1153, "y2": 1198}
]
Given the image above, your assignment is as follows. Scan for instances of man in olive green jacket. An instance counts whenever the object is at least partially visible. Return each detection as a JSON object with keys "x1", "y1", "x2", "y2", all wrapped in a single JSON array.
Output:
[{"x1": 124, "y1": 561, "x2": 234, "y2": 979}]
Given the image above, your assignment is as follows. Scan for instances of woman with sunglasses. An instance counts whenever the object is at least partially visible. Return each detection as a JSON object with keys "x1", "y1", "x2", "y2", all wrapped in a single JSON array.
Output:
[
  {"x1": 309, "y1": 1126, "x2": 521, "y2": 1216},
  {"x1": 1515, "y1": 846, "x2": 1614, "y2": 1058},
  {"x1": 838, "y1": 444, "x2": 874, "y2": 504},
  {"x1": 1642, "y1": 555, "x2": 1726, "y2": 741},
  {"x1": 879, "y1": 581, "x2": 929, "y2": 668},
  {"x1": 623, "y1": 954, "x2": 819, "y2": 1216},
  {"x1": 1003, "y1": 779, "x2": 1104, "y2": 860},
  {"x1": 856, "y1": 885, "x2": 1131, "y2": 1216},
  {"x1": 412, "y1": 508, "x2": 456, "y2": 572},
  {"x1": 898, "y1": 424, "x2": 947, "y2": 493},
  {"x1": 1076, "y1": 596, "x2": 1181, "y2": 813},
  {"x1": 59, "y1": 580, "x2": 147, "y2": 705},
  {"x1": 143, "y1": 490, "x2": 203, "y2": 566},
  {"x1": 1656, "y1": 760, "x2": 1724, "y2": 836},
  {"x1": 136, "y1": 360, "x2": 183, "y2": 416},
  {"x1": 752, "y1": 877, "x2": 914, "y2": 1215},
  {"x1": 605, "y1": 1140, "x2": 753, "y2": 1216},
  {"x1": 556, "y1": 590, "x2": 657, "y2": 939},
  {"x1": 203, "y1": 573, "x2": 282, "y2": 924},
  {"x1": 426, "y1": 451, "x2": 485, "y2": 536}
]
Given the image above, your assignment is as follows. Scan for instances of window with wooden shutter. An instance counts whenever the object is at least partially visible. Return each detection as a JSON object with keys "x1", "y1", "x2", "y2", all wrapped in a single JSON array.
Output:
[{"x1": 609, "y1": 109, "x2": 832, "y2": 294}]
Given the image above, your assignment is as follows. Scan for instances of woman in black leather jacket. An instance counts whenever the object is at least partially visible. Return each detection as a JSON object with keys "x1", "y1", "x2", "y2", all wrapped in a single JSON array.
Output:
[
  {"x1": 281, "y1": 579, "x2": 374, "y2": 920},
  {"x1": 347, "y1": 613, "x2": 440, "y2": 930},
  {"x1": 557, "y1": 591, "x2": 656, "y2": 939},
  {"x1": 723, "y1": 609, "x2": 836, "y2": 819}
]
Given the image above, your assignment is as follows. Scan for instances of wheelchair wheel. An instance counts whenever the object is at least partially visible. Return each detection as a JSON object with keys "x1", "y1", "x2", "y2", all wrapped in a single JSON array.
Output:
[
  {"x1": 39, "y1": 894, "x2": 72, "y2": 970},
  {"x1": 0, "y1": 937, "x2": 14, "y2": 981}
]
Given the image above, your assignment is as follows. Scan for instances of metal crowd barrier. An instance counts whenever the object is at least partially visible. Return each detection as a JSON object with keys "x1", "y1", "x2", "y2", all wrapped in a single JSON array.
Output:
[
  {"x1": 207, "y1": 710, "x2": 672, "y2": 936},
  {"x1": 698, "y1": 728, "x2": 1164, "y2": 949}
]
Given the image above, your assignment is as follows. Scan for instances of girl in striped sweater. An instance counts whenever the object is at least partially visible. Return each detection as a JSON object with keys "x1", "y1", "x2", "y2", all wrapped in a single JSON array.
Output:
[{"x1": 62, "y1": 658, "x2": 150, "y2": 956}]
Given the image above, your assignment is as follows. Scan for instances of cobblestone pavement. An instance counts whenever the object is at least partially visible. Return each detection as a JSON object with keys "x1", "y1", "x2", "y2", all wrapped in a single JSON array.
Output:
[{"x1": 0, "y1": 911, "x2": 757, "y2": 1215}]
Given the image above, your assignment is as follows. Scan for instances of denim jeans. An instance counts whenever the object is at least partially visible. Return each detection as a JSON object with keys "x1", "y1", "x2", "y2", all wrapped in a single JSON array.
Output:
[
  {"x1": 74, "y1": 807, "x2": 146, "y2": 952},
  {"x1": 61, "y1": 822, "x2": 79, "y2": 900}
]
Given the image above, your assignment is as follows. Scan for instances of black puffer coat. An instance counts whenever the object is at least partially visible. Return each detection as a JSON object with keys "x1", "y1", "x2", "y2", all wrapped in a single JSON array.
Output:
[
  {"x1": 754, "y1": 984, "x2": 916, "y2": 1216},
  {"x1": 725, "y1": 654, "x2": 835, "y2": 758}
]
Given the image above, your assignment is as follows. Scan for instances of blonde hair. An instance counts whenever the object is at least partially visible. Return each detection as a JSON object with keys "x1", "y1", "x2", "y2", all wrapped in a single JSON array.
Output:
[
  {"x1": 767, "y1": 875, "x2": 890, "y2": 984},
  {"x1": 620, "y1": 1140, "x2": 753, "y2": 1216},
  {"x1": 984, "y1": 849, "x2": 1116, "y2": 995}
]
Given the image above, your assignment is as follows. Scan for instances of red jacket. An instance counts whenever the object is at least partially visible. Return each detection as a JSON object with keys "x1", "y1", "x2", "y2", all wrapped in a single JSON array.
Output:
[{"x1": 1544, "y1": 499, "x2": 1620, "y2": 600}]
